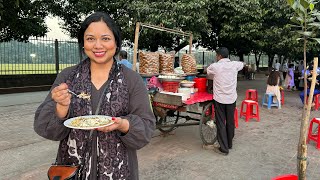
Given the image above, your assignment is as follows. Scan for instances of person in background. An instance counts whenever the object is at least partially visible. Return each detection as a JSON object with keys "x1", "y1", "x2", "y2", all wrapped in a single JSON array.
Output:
[
  {"x1": 284, "y1": 64, "x2": 295, "y2": 90},
  {"x1": 174, "y1": 56, "x2": 180, "y2": 68},
  {"x1": 274, "y1": 60, "x2": 281, "y2": 71},
  {"x1": 136, "y1": 60, "x2": 140, "y2": 73},
  {"x1": 266, "y1": 69, "x2": 281, "y2": 104},
  {"x1": 34, "y1": 12, "x2": 155, "y2": 179},
  {"x1": 278, "y1": 60, "x2": 287, "y2": 86},
  {"x1": 281, "y1": 60, "x2": 288, "y2": 79},
  {"x1": 118, "y1": 50, "x2": 133, "y2": 69},
  {"x1": 299, "y1": 65, "x2": 320, "y2": 105},
  {"x1": 206, "y1": 47, "x2": 244, "y2": 156},
  {"x1": 298, "y1": 60, "x2": 304, "y2": 74}
]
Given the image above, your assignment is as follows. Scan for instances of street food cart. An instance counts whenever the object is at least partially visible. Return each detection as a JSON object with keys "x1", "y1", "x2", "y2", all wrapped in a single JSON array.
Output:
[
  {"x1": 133, "y1": 22, "x2": 217, "y2": 145},
  {"x1": 151, "y1": 91, "x2": 216, "y2": 145}
]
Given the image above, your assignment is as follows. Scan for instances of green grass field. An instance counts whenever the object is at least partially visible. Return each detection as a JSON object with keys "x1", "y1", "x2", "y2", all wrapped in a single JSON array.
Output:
[{"x1": 0, "y1": 64, "x2": 76, "y2": 75}]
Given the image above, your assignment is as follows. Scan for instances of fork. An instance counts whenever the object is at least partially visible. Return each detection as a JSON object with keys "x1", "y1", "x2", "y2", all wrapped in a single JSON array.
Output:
[
  {"x1": 67, "y1": 89, "x2": 91, "y2": 100},
  {"x1": 67, "y1": 89, "x2": 80, "y2": 97}
]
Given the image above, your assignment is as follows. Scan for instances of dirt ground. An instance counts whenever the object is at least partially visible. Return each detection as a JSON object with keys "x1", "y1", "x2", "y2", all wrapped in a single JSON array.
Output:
[{"x1": 1, "y1": 72, "x2": 320, "y2": 180}]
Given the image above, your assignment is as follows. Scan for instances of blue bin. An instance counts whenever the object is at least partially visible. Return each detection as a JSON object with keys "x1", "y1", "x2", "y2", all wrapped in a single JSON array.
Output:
[{"x1": 186, "y1": 75, "x2": 196, "y2": 81}]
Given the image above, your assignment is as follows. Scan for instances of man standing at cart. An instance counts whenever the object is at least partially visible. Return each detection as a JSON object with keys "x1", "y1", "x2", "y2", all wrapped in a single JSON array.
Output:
[{"x1": 206, "y1": 47, "x2": 244, "y2": 155}]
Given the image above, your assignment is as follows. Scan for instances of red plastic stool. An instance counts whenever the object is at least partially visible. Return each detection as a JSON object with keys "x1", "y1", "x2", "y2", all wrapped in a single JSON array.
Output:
[
  {"x1": 314, "y1": 94, "x2": 320, "y2": 110},
  {"x1": 234, "y1": 107, "x2": 239, "y2": 128},
  {"x1": 307, "y1": 118, "x2": 320, "y2": 150},
  {"x1": 280, "y1": 89, "x2": 284, "y2": 105},
  {"x1": 245, "y1": 89, "x2": 258, "y2": 102},
  {"x1": 240, "y1": 100, "x2": 260, "y2": 122},
  {"x1": 271, "y1": 174, "x2": 298, "y2": 180}
]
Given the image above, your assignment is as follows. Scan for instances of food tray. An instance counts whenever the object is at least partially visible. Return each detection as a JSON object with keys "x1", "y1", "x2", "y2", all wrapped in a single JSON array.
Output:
[
  {"x1": 158, "y1": 77, "x2": 185, "y2": 82},
  {"x1": 140, "y1": 73, "x2": 159, "y2": 77},
  {"x1": 152, "y1": 92, "x2": 183, "y2": 106},
  {"x1": 160, "y1": 73, "x2": 187, "y2": 77}
]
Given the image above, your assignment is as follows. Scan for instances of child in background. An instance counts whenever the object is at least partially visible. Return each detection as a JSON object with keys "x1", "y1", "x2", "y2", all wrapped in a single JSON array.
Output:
[{"x1": 284, "y1": 64, "x2": 295, "y2": 90}]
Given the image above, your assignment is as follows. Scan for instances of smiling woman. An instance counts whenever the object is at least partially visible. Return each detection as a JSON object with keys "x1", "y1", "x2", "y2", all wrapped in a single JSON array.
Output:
[{"x1": 34, "y1": 11, "x2": 155, "y2": 180}]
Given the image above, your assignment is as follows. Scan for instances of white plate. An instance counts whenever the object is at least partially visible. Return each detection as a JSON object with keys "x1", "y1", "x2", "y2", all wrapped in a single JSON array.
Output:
[
  {"x1": 64, "y1": 115, "x2": 114, "y2": 130},
  {"x1": 180, "y1": 82, "x2": 195, "y2": 87}
]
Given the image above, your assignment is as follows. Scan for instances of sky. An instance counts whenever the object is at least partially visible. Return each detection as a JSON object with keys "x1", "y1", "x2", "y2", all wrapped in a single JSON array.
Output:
[{"x1": 45, "y1": 16, "x2": 72, "y2": 40}]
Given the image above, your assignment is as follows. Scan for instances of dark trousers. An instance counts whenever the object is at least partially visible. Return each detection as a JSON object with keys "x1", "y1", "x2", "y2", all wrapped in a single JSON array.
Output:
[{"x1": 213, "y1": 100, "x2": 236, "y2": 153}]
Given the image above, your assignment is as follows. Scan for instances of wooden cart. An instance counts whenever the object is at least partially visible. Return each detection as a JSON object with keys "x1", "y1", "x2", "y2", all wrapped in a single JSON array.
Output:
[{"x1": 151, "y1": 91, "x2": 217, "y2": 145}]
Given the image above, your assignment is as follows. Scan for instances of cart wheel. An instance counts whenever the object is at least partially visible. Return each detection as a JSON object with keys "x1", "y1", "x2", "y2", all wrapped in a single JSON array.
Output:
[
  {"x1": 157, "y1": 110, "x2": 179, "y2": 133},
  {"x1": 199, "y1": 102, "x2": 217, "y2": 145}
]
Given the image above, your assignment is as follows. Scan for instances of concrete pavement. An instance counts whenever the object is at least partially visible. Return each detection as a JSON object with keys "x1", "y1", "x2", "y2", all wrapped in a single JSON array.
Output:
[{"x1": 1, "y1": 74, "x2": 320, "y2": 180}]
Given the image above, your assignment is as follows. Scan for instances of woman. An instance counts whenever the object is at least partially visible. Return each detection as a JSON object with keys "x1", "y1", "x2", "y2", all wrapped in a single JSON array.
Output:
[
  {"x1": 34, "y1": 12, "x2": 155, "y2": 179},
  {"x1": 284, "y1": 64, "x2": 295, "y2": 90},
  {"x1": 266, "y1": 69, "x2": 281, "y2": 104}
]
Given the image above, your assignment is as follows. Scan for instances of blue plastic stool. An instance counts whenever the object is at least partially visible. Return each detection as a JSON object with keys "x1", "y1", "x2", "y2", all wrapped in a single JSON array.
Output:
[{"x1": 262, "y1": 93, "x2": 281, "y2": 109}]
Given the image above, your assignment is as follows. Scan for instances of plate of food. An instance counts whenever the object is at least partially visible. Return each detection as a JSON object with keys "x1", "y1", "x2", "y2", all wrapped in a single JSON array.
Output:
[{"x1": 64, "y1": 115, "x2": 114, "y2": 130}]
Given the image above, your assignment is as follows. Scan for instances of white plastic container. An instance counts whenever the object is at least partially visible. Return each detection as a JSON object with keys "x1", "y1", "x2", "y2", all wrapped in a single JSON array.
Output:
[{"x1": 178, "y1": 88, "x2": 191, "y2": 100}]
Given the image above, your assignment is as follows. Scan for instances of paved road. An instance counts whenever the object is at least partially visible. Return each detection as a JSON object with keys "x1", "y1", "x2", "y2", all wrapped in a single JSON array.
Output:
[{"x1": 1, "y1": 74, "x2": 320, "y2": 180}]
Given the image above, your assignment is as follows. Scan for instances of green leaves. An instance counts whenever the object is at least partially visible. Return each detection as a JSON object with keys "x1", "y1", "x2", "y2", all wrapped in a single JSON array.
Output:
[
  {"x1": 310, "y1": 3, "x2": 315, "y2": 11},
  {"x1": 1, "y1": 0, "x2": 48, "y2": 42},
  {"x1": 298, "y1": 31, "x2": 313, "y2": 36},
  {"x1": 312, "y1": 38, "x2": 320, "y2": 44},
  {"x1": 287, "y1": 0, "x2": 320, "y2": 45},
  {"x1": 309, "y1": 22, "x2": 320, "y2": 28},
  {"x1": 300, "y1": 0, "x2": 310, "y2": 8},
  {"x1": 44, "y1": 0, "x2": 210, "y2": 51},
  {"x1": 287, "y1": 0, "x2": 294, "y2": 6}
]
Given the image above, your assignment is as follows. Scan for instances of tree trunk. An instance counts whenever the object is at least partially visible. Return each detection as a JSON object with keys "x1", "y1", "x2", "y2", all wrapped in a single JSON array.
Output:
[
  {"x1": 297, "y1": 58, "x2": 317, "y2": 179},
  {"x1": 254, "y1": 52, "x2": 262, "y2": 72},
  {"x1": 267, "y1": 54, "x2": 275, "y2": 72},
  {"x1": 297, "y1": 34, "x2": 316, "y2": 179},
  {"x1": 237, "y1": 52, "x2": 244, "y2": 62}
]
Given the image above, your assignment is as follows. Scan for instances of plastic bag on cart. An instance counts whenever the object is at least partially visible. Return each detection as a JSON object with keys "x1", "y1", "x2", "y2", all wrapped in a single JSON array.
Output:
[{"x1": 147, "y1": 76, "x2": 163, "y2": 92}]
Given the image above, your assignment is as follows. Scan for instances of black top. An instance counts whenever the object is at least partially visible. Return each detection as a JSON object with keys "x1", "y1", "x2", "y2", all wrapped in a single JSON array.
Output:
[{"x1": 34, "y1": 64, "x2": 156, "y2": 180}]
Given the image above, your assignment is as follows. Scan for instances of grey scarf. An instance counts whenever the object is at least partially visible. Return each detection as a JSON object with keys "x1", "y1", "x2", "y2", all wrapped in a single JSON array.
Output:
[{"x1": 57, "y1": 58, "x2": 130, "y2": 179}]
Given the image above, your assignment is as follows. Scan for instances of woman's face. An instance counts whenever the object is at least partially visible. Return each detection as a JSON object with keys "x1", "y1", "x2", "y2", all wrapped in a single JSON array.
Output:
[{"x1": 83, "y1": 21, "x2": 117, "y2": 65}]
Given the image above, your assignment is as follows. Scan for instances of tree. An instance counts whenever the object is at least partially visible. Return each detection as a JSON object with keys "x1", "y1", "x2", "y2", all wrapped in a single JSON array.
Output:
[
  {"x1": 287, "y1": 0, "x2": 320, "y2": 179},
  {"x1": 45, "y1": 0, "x2": 210, "y2": 52},
  {"x1": 0, "y1": 0, "x2": 48, "y2": 42},
  {"x1": 200, "y1": 0, "x2": 264, "y2": 61}
]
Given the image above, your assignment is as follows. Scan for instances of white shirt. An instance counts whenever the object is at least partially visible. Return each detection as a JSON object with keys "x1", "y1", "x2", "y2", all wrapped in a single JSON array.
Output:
[
  {"x1": 207, "y1": 58, "x2": 244, "y2": 104},
  {"x1": 274, "y1": 62, "x2": 281, "y2": 71},
  {"x1": 282, "y1": 63, "x2": 288, "y2": 72}
]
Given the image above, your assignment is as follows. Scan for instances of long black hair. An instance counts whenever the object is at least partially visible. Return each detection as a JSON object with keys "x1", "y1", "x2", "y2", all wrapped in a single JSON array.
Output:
[{"x1": 267, "y1": 69, "x2": 280, "y2": 86}]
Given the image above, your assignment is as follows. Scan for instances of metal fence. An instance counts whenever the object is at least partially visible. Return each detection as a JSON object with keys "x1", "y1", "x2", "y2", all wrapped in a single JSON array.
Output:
[
  {"x1": 0, "y1": 38, "x2": 81, "y2": 75},
  {"x1": 0, "y1": 37, "x2": 269, "y2": 75}
]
